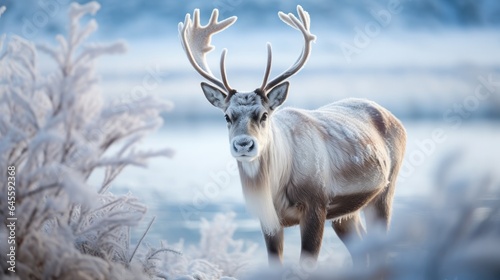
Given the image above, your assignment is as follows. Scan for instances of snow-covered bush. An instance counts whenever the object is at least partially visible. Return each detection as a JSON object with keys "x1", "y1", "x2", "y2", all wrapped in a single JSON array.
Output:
[
  {"x1": 0, "y1": 2, "x2": 173, "y2": 279},
  {"x1": 141, "y1": 213, "x2": 257, "y2": 279},
  {"x1": 192, "y1": 212, "x2": 258, "y2": 276}
]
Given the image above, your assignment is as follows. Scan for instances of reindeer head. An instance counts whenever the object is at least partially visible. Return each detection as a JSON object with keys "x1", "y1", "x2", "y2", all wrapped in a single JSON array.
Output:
[{"x1": 179, "y1": 6, "x2": 315, "y2": 162}]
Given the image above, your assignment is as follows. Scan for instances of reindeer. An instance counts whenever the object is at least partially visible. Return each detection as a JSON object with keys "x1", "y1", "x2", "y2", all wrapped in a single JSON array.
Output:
[{"x1": 178, "y1": 6, "x2": 406, "y2": 265}]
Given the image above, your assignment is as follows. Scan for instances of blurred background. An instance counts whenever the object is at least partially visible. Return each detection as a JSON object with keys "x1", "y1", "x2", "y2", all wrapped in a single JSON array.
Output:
[{"x1": 1, "y1": 0, "x2": 499, "y2": 265}]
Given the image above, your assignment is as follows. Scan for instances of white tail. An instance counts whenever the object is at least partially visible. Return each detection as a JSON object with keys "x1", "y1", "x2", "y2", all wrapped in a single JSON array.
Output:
[{"x1": 178, "y1": 5, "x2": 407, "y2": 266}]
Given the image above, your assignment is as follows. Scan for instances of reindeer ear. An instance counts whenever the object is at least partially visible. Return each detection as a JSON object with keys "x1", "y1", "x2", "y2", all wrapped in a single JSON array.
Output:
[
  {"x1": 201, "y1": 82, "x2": 227, "y2": 109},
  {"x1": 267, "y1": 82, "x2": 289, "y2": 110}
]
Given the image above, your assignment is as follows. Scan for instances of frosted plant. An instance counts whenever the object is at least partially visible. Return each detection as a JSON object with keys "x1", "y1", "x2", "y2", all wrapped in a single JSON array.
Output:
[
  {"x1": 190, "y1": 213, "x2": 258, "y2": 277},
  {"x1": 142, "y1": 213, "x2": 256, "y2": 279},
  {"x1": 0, "y1": 2, "x2": 172, "y2": 279}
]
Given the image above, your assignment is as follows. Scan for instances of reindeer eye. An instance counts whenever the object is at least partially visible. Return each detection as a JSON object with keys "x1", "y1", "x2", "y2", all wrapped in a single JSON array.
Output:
[
  {"x1": 260, "y1": 112, "x2": 268, "y2": 123},
  {"x1": 224, "y1": 114, "x2": 232, "y2": 124}
]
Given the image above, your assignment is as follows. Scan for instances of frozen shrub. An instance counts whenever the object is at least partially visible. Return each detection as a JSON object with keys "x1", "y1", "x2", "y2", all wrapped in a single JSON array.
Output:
[
  {"x1": 142, "y1": 213, "x2": 257, "y2": 279},
  {"x1": 0, "y1": 2, "x2": 172, "y2": 279}
]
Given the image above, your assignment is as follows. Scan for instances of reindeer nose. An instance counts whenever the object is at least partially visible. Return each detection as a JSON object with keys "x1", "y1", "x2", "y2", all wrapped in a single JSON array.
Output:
[{"x1": 233, "y1": 138, "x2": 255, "y2": 153}]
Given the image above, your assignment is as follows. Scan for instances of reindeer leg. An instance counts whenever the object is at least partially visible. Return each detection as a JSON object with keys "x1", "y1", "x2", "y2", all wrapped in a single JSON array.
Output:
[
  {"x1": 332, "y1": 213, "x2": 369, "y2": 267},
  {"x1": 299, "y1": 207, "x2": 327, "y2": 262},
  {"x1": 263, "y1": 227, "x2": 284, "y2": 265}
]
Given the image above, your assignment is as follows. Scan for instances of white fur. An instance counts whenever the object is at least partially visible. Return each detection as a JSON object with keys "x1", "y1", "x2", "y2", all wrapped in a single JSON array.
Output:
[
  {"x1": 240, "y1": 159, "x2": 260, "y2": 178},
  {"x1": 230, "y1": 97, "x2": 403, "y2": 236},
  {"x1": 243, "y1": 99, "x2": 400, "y2": 231},
  {"x1": 244, "y1": 185, "x2": 281, "y2": 235}
]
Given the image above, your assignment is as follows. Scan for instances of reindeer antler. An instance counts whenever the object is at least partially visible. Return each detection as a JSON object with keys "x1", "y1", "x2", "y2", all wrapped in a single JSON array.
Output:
[
  {"x1": 179, "y1": 9, "x2": 237, "y2": 93},
  {"x1": 261, "y1": 5, "x2": 316, "y2": 92}
]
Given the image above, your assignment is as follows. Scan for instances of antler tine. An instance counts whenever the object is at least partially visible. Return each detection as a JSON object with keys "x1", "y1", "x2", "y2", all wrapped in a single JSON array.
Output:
[
  {"x1": 192, "y1": 9, "x2": 201, "y2": 28},
  {"x1": 264, "y1": 5, "x2": 316, "y2": 92},
  {"x1": 297, "y1": 4, "x2": 311, "y2": 31},
  {"x1": 259, "y1": 43, "x2": 272, "y2": 92},
  {"x1": 178, "y1": 9, "x2": 237, "y2": 92},
  {"x1": 220, "y1": 49, "x2": 233, "y2": 93}
]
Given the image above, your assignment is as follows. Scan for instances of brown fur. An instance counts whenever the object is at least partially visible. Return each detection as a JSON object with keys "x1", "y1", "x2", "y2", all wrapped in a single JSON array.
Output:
[{"x1": 240, "y1": 98, "x2": 406, "y2": 265}]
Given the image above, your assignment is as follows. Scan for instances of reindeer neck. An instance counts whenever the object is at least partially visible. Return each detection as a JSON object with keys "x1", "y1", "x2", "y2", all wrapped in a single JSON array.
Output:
[
  {"x1": 237, "y1": 116, "x2": 291, "y2": 193},
  {"x1": 236, "y1": 118, "x2": 288, "y2": 234}
]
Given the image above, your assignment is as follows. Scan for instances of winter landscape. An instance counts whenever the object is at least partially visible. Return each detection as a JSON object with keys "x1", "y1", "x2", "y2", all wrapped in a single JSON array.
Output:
[{"x1": 1, "y1": 0, "x2": 500, "y2": 279}]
